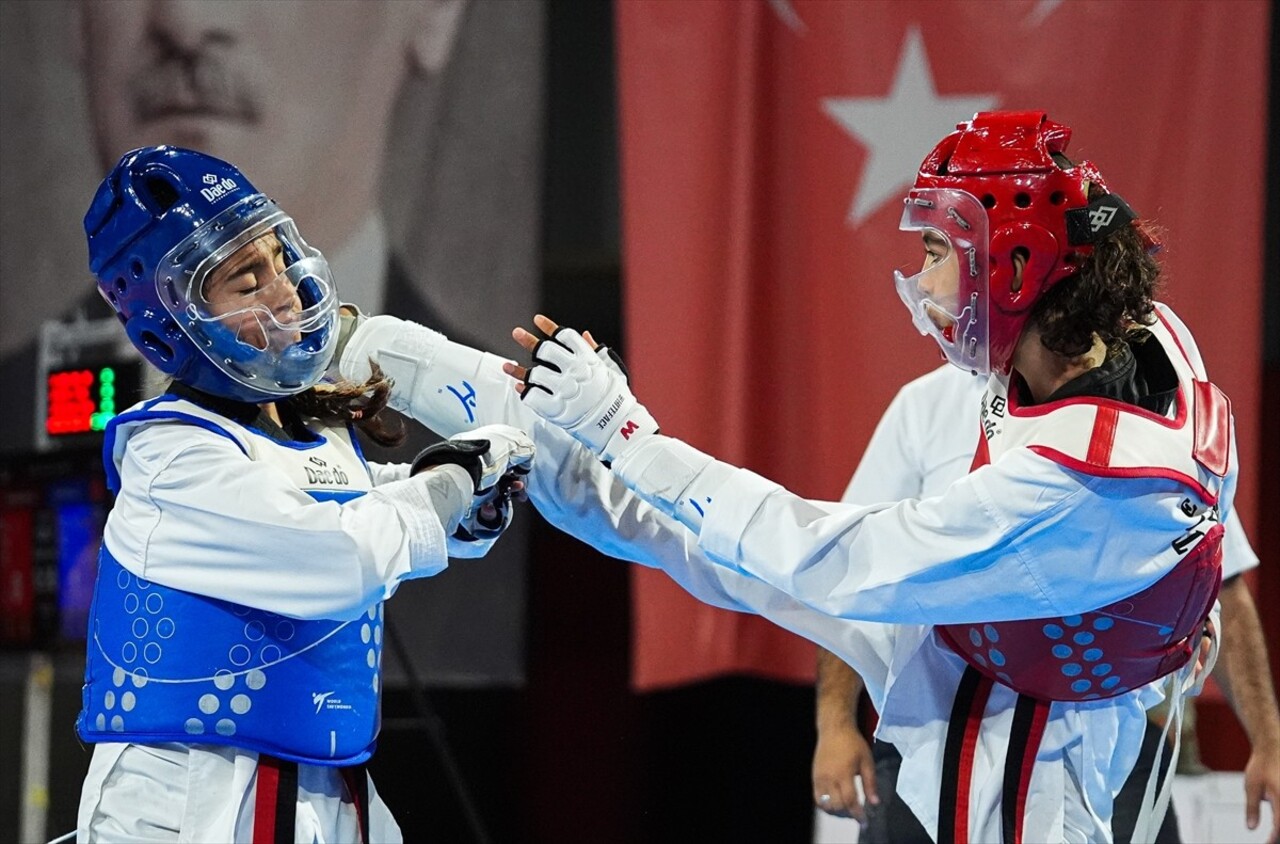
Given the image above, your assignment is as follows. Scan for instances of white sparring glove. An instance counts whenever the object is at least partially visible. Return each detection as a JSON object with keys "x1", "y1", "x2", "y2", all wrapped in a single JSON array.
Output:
[
  {"x1": 520, "y1": 327, "x2": 659, "y2": 464},
  {"x1": 410, "y1": 424, "x2": 535, "y2": 542}
]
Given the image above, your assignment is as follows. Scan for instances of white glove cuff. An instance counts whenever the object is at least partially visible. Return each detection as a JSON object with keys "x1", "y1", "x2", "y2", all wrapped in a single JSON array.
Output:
[
  {"x1": 612, "y1": 434, "x2": 734, "y2": 533},
  {"x1": 600, "y1": 403, "x2": 660, "y2": 464}
]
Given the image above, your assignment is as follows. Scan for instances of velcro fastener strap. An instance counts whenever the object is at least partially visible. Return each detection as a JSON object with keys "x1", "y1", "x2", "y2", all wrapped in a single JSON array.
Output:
[{"x1": 1064, "y1": 193, "x2": 1137, "y2": 245}]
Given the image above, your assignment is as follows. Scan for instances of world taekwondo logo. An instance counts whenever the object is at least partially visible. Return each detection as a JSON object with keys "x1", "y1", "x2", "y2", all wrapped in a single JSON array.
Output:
[
  {"x1": 1088, "y1": 204, "x2": 1118, "y2": 232},
  {"x1": 311, "y1": 690, "x2": 353, "y2": 715}
]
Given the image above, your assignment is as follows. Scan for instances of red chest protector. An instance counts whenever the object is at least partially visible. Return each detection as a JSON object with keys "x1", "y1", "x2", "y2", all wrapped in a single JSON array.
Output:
[{"x1": 937, "y1": 310, "x2": 1230, "y2": 702}]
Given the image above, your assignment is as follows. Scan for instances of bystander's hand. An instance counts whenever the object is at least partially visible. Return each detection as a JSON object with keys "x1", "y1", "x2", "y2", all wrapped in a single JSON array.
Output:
[
  {"x1": 1244, "y1": 739, "x2": 1280, "y2": 843},
  {"x1": 812, "y1": 722, "x2": 879, "y2": 822}
]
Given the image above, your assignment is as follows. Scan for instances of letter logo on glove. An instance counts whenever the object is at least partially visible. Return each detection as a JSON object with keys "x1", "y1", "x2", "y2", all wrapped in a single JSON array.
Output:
[
  {"x1": 619, "y1": 420, "x2": 639, "y2": 440},
  {"x1": 597, "y1": 395, "x2": 625, "y2": 430}
]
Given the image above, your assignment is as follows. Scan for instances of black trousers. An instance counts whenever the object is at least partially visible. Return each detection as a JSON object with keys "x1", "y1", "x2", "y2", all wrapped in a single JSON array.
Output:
[{"x1": 860, "y1": 719, "x2": 1180, "y2": 843}]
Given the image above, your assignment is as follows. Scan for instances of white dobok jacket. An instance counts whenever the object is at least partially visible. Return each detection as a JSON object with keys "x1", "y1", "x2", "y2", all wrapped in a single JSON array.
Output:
[{"x1": 78, "y1": 395, "x2": 482, "y2": 844}]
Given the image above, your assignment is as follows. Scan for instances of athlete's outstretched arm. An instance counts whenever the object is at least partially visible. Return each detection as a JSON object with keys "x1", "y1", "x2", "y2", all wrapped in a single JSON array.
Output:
[
  {"x1": 335, "y1": 313, "x2": 898, "y2": 700},
  {"x1": 508, "y1": 315, "x2": 1238, "y2": 627}
]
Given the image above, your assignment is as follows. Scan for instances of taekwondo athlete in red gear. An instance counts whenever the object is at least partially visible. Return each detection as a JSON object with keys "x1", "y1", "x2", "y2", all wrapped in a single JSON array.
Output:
[
  {"x1": 505, "y1": 111, "x2": 1235, "y2": 843},
  {"x1": 813, "y1": 360, "x2": 1270, "y2": 842}
]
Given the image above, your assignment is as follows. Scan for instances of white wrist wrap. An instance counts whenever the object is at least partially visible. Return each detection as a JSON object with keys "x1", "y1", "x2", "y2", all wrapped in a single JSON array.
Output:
[
  {"x1": 612, "y1": 435, "x2": 735, "y2": 533},
  {"x1": 370, "y1": 465, "x2": 471, "y2": 577}
]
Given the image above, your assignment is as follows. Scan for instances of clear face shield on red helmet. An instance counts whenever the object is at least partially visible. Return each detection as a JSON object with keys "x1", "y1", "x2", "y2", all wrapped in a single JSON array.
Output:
[{"x1": 892, "y1": 188, "x2": 992, "y2": 375}]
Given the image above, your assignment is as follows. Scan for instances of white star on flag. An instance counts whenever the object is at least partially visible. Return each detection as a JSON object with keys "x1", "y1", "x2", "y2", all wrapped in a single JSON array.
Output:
[{"x1": 822, "y1": 27, "x2": 998, "y2": 226}]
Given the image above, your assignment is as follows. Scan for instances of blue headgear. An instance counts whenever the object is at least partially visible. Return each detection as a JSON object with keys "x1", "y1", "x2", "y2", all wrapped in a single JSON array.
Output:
[{"x1": 85, "y1": 146, "x2": 339, "y2": 403}]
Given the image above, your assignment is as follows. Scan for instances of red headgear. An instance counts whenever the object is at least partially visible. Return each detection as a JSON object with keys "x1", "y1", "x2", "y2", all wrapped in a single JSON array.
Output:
[{"x1": 895, "y1": 111, "x2": 1143, "y2": 374}]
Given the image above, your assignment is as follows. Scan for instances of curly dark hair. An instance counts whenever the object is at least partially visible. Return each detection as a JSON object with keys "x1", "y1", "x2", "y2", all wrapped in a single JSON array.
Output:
[
  {"x1": 283, "y1": 361, "x2": 406, "y2": 447},
  {"x1": 1026, "y1": 194, "x2": 1163, "y2": 359}
]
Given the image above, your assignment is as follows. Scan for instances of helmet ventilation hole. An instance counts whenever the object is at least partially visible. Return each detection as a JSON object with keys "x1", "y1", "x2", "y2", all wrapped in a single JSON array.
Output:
[
  {"x1": 115, "y1": 278, "x2": 128, "y2": 294},
  {"x1": 225, "y1": 360, "x2": 258, "y2": 380},
  {"x1": 140, "y1": 331, "x2": 174, "y2": 362},
  {"x1": 1014, "y1": 193, "x2": 1032, "y2": 208},
  {"x1": 1050, "y1": 191, "x2": 1067, "y2": 205},
  {"x1": 144, "y1": 176, "x2": 181, "y2": 212},
  {"x1": 130, "y1": 259, "x2": 144, "y2": 278},
  {"x1": 981, "y1": 194, "x2": 996, "y2": 209}
]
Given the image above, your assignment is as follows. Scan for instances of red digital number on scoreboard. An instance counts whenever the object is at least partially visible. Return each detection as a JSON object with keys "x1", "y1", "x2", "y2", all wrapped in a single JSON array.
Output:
[{"x1": 46, "y1": 369, "x2": 96, "y2": 435}]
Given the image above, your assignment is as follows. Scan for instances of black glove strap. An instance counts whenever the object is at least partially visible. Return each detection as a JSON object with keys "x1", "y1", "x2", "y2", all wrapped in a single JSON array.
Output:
[
  {"x1": 410, "y1": 440, "x2": 489, "y2": 491},
  {"x1": 598, "y1": 345, "x2": 630, "y2": 382}
]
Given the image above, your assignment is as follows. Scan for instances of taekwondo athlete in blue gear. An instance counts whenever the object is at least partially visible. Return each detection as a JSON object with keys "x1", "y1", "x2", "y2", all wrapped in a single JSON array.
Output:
[{"x1": 75, "y1": 146, "x2": 535, "y2": 842}]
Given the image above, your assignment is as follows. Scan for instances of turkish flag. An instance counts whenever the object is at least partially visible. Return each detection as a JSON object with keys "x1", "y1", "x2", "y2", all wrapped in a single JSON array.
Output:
[{"x1": 616, "y1": 0, "x2": 1268, "y2": 690}]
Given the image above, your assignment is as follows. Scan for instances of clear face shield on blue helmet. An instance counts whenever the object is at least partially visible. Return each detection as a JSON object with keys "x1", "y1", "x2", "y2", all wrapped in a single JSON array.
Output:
[{"x1": 156, "y1": 196, "x2": 339, "y2": 398}]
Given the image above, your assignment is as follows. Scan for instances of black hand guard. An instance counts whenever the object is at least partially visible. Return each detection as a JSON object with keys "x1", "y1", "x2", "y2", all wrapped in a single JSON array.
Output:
[{"x1": 409, "y1": 439, "x2": 490, "y2": 491}]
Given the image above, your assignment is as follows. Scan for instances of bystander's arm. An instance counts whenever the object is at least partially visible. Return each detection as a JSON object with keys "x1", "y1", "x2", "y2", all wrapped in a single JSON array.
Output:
[
  {"x1": 813, "y1": 647, "x2": 879, "y2": 821},
  {"x1": 1212, "y1": 575, "x2": 1280, "y2": 843}
]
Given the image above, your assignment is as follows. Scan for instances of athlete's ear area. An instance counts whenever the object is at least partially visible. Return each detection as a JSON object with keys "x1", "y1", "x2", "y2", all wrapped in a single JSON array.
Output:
[
  {"x1": 1010, "y1": 248, "x2": 1028, "y2": 294},
  {"x1": 406, "y1": 0, "x2": 467, "y2": 76}
]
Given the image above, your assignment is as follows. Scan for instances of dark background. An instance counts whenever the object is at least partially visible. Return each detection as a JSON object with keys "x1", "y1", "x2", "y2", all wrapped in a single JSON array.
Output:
[{"x1": 1, "y1": 1, "x2": 1276, "y2": 842}]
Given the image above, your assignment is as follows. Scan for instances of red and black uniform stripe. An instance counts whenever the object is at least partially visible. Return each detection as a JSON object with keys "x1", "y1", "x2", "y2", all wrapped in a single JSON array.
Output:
[
  {"x1": 252, "y1": 757, "x2": 371, "y2": 844},
  {"x1": 938, "y1": 667, "x2": 1051, "y2": 844}
]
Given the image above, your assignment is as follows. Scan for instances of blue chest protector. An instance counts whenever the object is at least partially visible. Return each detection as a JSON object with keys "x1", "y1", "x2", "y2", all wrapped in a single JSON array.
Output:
[{"x1": 76, "y1": 396, "x2": 384, "y2": 766}]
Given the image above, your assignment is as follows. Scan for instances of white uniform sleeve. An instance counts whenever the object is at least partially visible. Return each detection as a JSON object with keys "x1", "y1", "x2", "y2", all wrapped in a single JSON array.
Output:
[
  {"x1": 367, "y1": 459, "x2": 508, "y2": 561},
  {"x1": 843, "y1": 366, "x2": 984, "y2": 506},
  {"x1": 841, "y1": 386, "x2": 925, "y2": 505},
  {"x1": 1220, "y1": 513, "x2": 1259, "y2": 580},
  {"x1": 104, "y1": 423, "x2": 459, "y2": 621},
  {"x1": 612, "y1": 433, "x2": 1219, "y2": 625},
  {"x1": 523, "y1": 417, "x2": 899, "y2": 703}
]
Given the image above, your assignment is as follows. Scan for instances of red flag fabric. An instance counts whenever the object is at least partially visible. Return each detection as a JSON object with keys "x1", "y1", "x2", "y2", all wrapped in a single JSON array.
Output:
[{"x1": 616, "y1": 0, "x2": 1268, "y2": 691}]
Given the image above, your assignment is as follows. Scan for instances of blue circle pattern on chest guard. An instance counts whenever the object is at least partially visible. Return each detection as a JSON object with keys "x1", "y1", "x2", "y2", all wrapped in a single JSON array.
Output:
[
  {"x1": 941, "y1": 521, "x2": 1224, "y2": 702},
  {"x1": 1048, "y1": 615, "x2": 1104, "y2": 696},
  {"x1": 78, "y1": 551, "x2": 384, "y2": 765}
]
